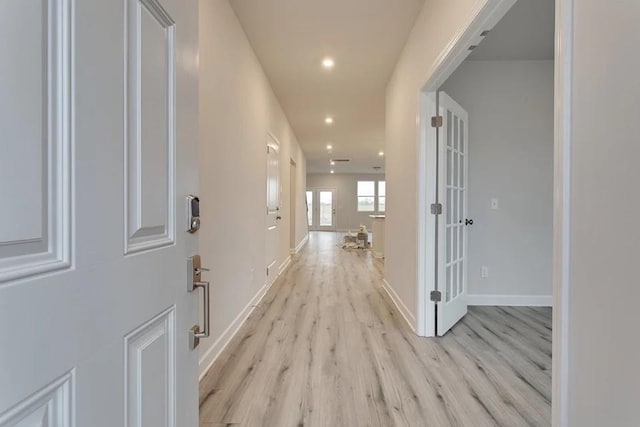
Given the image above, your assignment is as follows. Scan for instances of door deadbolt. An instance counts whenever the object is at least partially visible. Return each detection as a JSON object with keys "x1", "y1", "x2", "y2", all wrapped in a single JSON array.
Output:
[{"x1": 186, "y1": 195, "x2": 200, "y2": 233}]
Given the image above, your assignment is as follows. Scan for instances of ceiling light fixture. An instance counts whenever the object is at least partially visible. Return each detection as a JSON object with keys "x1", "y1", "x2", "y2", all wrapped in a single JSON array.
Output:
[
  {"x1": 330, "y1": 160, "x2": 335, "y2": 165},
  {"x1": 330, "y1": 170, "x2": 335, "y2": 174},
  {"x1": 325, "y1": 116, "x2": 334, "y2": 125},
  {"x1": 326, "y1": 144, "x2": 333, "y2": 150},
  {"x1": 322, "y1": 57, "x2": 335, "y2": 69},
  {"x1": 378, "y1": 151, "x2": 384, "y2": 157}
]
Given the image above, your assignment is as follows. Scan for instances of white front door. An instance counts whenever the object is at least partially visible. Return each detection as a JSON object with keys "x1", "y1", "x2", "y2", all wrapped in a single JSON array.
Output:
[
  {"x1": 436, "y1": 92, "x2": 470, "y2": 335},
  {"x1": 266, "y1": 134, "x2": 280, "y2": 281},
  {"x1": 0, "y1": 0, "x2": 200, "y2": 425}
]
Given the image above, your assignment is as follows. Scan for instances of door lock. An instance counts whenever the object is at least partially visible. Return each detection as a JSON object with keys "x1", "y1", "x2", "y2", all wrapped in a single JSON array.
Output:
[
  {"x1": 465, "y1": 218, "x2": 474, "y2": 226},
  {"x1": 186, "y1": 195, "x2": 200, "y2": 233},
  {"x1": 187, "y1": 255, "x2": 211, "y2": 350}
]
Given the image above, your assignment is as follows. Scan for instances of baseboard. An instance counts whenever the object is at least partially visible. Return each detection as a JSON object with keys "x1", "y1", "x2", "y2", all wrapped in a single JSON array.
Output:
[
  {"x1": 467, "y1": 294, "x2": 553, "y2": 307},
  {"x1": 381, "y1": 279, "x2": 416, "y2": 332},
  {"x1": 291, "y1": 233, "x2": 309, "y2": 254},
  {"x1": 278, "y1": 255, "x2": 291, "y2": 274}
]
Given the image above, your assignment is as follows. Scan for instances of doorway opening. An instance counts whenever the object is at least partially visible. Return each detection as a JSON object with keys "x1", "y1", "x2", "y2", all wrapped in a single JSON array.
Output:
[{"x1": 414, "y1": 1, "x2": 571, "y2": 421}]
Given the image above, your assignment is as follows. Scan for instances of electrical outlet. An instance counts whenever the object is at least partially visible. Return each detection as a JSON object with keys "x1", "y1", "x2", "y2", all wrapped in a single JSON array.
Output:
[
  {"x1": 490, "y1": 198, "x2": 499, "y2": 210},
  {"x1": 481, "y1": 266, "x2": 489, "y2": 278}
]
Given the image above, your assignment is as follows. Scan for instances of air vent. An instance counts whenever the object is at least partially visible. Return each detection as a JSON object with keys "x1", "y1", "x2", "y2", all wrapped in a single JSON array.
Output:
[
  {"x1": 372, "y1": 166, "x2": 382, "y2": 171},
  {"x1": 330, "y1": 158, "x2": 351, "y2": 163}
]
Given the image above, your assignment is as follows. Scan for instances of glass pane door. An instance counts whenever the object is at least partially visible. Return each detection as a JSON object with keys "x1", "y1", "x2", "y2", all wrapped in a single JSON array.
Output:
[{"x1": 319, "y1": 191, "x2": 333, "y2": 227}]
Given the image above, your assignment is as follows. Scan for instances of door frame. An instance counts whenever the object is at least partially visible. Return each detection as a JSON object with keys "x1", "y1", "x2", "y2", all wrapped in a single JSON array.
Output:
[
  {"x1": 306, "y1": 187, "x2": 337, "y2": 231},
  {"x1": 414, "y1": 0, "x2": 572, "y2": 424}
]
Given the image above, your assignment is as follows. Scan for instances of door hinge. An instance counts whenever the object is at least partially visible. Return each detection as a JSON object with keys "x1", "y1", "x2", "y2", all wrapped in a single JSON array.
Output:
[
  {"x1": 431, "y1": 116, "x2": 443, "y2": 128},
  {"x1": 430, "y1": 203, "x2": 442, "y2": 215},
  {"x1": 430, "y1": 290, "x2": 442, "y2": 302}
]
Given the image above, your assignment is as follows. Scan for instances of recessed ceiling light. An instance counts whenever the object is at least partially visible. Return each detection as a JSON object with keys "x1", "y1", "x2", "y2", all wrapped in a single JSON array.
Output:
[
  {"x1": 325, "y1": 116, "x2": 334, "y2": 125},
  {"x1": 378, "y1": 151, "x2": 384, "y2": 157},
  {"x1": 326, "y1": 144, "x2": 333, "y2": 150},
  {"x1": 330, "y1": 170, "x2": 335, "y2": 174},
  {"x1": 330, "y1": 160, "x2": 335, "y2": 165},
  {"x1": 322, "y1": 57, "x2": 335, "y2": 69}
]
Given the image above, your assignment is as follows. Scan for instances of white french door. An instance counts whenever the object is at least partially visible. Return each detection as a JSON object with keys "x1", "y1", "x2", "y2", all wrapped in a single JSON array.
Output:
[
  {"x1": 0, "y1": 0, "x2": 200, "y2": 425},
  {"x1": 266, "y1": 134, "x2": 281, "y2": 281},
  {"x1": 306, "y1": 189, "x2": 336, "y2": 231},
  {"x1": 436, "y1": 92, "x2": 470, "y2": 336}
]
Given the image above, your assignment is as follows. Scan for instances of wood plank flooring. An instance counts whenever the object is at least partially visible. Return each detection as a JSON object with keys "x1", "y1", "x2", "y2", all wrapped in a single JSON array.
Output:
[{"x1": 199, "y1": 232, "x2": 551, "y2": 426}]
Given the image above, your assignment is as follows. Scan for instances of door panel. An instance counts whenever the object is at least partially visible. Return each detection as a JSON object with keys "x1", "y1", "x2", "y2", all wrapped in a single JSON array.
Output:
[
  {"x1": 0, "y1": 0, "x2": 200, "y2": 426},
  {"x1": 437, "y1": 92, "x2": 469, "y2": 336},
  {"x1": 266, "y1": 134, "x2": 280, "y2": 280}
]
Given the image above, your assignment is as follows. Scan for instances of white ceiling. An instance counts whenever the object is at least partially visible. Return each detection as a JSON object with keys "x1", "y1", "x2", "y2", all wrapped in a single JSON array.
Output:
[
  {"x1": 229, "y1": 0, "x2": 425, "y2": 174},
  {"x1": 467, "y1": 0, "x2": 555, "y2": 61}
]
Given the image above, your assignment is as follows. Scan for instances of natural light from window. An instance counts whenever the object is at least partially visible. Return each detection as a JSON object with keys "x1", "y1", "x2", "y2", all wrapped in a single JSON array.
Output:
[{"x1": 357, "y1": 181, "x2": 375, "y2": 212}]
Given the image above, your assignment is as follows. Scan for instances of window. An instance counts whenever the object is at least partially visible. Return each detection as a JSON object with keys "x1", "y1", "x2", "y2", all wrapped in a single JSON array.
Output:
[
  {"x1": 378, "y1": 181, "x2": 386, "y2": 212},
  {"x1": 357, "y1": 181, "x2": 375, "y2": 212}
]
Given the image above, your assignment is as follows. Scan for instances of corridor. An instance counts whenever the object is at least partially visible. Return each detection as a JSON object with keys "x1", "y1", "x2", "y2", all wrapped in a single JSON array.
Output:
[{"x1": 199, "y1": 232, "x2": 551, "y2": 426}]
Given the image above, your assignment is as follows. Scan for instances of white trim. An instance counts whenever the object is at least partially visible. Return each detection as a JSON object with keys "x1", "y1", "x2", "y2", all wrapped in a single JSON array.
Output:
[
  {"x1": 553, "y1": 0, "x2": 573, "y2": 425},
  {"x1": 382, "y1": 279, "x2": 416, "y2": 333},
  {"x1": 278, "y1": 255, "x2": 291, "y2": 275},
  {"x1": 198, "y1": 252, "x2": 295, "y2": 380},
  {"x1": 467, "y1": 294, "x2": 553, "y2": 307},
  {"x1": 290, "y1": 233, "x2": 309, "y2": 254}
]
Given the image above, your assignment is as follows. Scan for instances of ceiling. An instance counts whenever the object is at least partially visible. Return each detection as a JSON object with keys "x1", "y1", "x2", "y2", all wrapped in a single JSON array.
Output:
[
  {"x1": 467, "y1": 0, "x2": 555, "y2": 61},
  {"x1": 229, "y1": 0, "x2": 426, "y2": 174}
]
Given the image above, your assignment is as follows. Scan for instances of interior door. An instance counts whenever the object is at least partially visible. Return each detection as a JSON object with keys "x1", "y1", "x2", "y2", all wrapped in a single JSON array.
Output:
[
  {"x1": 266, "y1": 134, "x2": 280, "y2": 281},
  {"x1": 436, "y1": 92, "x2": 470, "y2": 336},
  {"x1": 0, "y1": 0, "x2": 200, "y2": 426}
]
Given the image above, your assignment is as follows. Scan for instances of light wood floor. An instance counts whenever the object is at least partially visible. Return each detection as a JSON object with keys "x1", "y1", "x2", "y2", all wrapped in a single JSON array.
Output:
[{"x1": 199, "y1": 232, "x2": 551, "y2": 426}]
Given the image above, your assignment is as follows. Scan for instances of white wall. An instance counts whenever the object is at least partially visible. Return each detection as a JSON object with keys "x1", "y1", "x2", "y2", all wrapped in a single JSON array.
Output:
[
  {"x1": 385, "y1": 0, "x2": 484, "y2": 327},
  {"x1": 198, "y1": 0, "x2": 308, "y2": 376},
  {"x1": 566, "y1": 1, "x2": 640, "y2": 424},
  {"x1": 306, "y1": 173, "x2": 385, "y2": 231},
  {"x1": 440, "y1": 60, "x2": 553, "y2": 302}
]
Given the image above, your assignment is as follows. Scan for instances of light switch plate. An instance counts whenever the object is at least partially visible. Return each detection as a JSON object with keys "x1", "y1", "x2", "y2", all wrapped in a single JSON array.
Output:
[{"x1": 490, "y1": 198, "x2": 499, "y2": 210}]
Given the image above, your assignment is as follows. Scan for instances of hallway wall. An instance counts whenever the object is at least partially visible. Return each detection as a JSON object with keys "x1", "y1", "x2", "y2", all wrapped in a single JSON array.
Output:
[
  {"x1": 440, "y1": 60, "x2": 554, "y2": 304},
  {"x1": 306, "y1": 173, "x2": 385, "y2": 231},
  {"x1": 384, "y1": 0, "x2": 484, "y2": 328},
  {"x1": 198, "y1": 0, "x2": 308, "y2": 376}
]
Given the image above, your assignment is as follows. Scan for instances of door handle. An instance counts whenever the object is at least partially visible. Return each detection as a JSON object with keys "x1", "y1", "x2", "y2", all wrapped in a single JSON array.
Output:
[
  {"x1": 276, "y1": 216, "x2": 282, "y2": 220},
  {"x1": 465, "y1": 218, "x2": 474, "y2": 226},
  {"x1": 187, "y1": 255, "x2": 211, "y2": 350}
]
